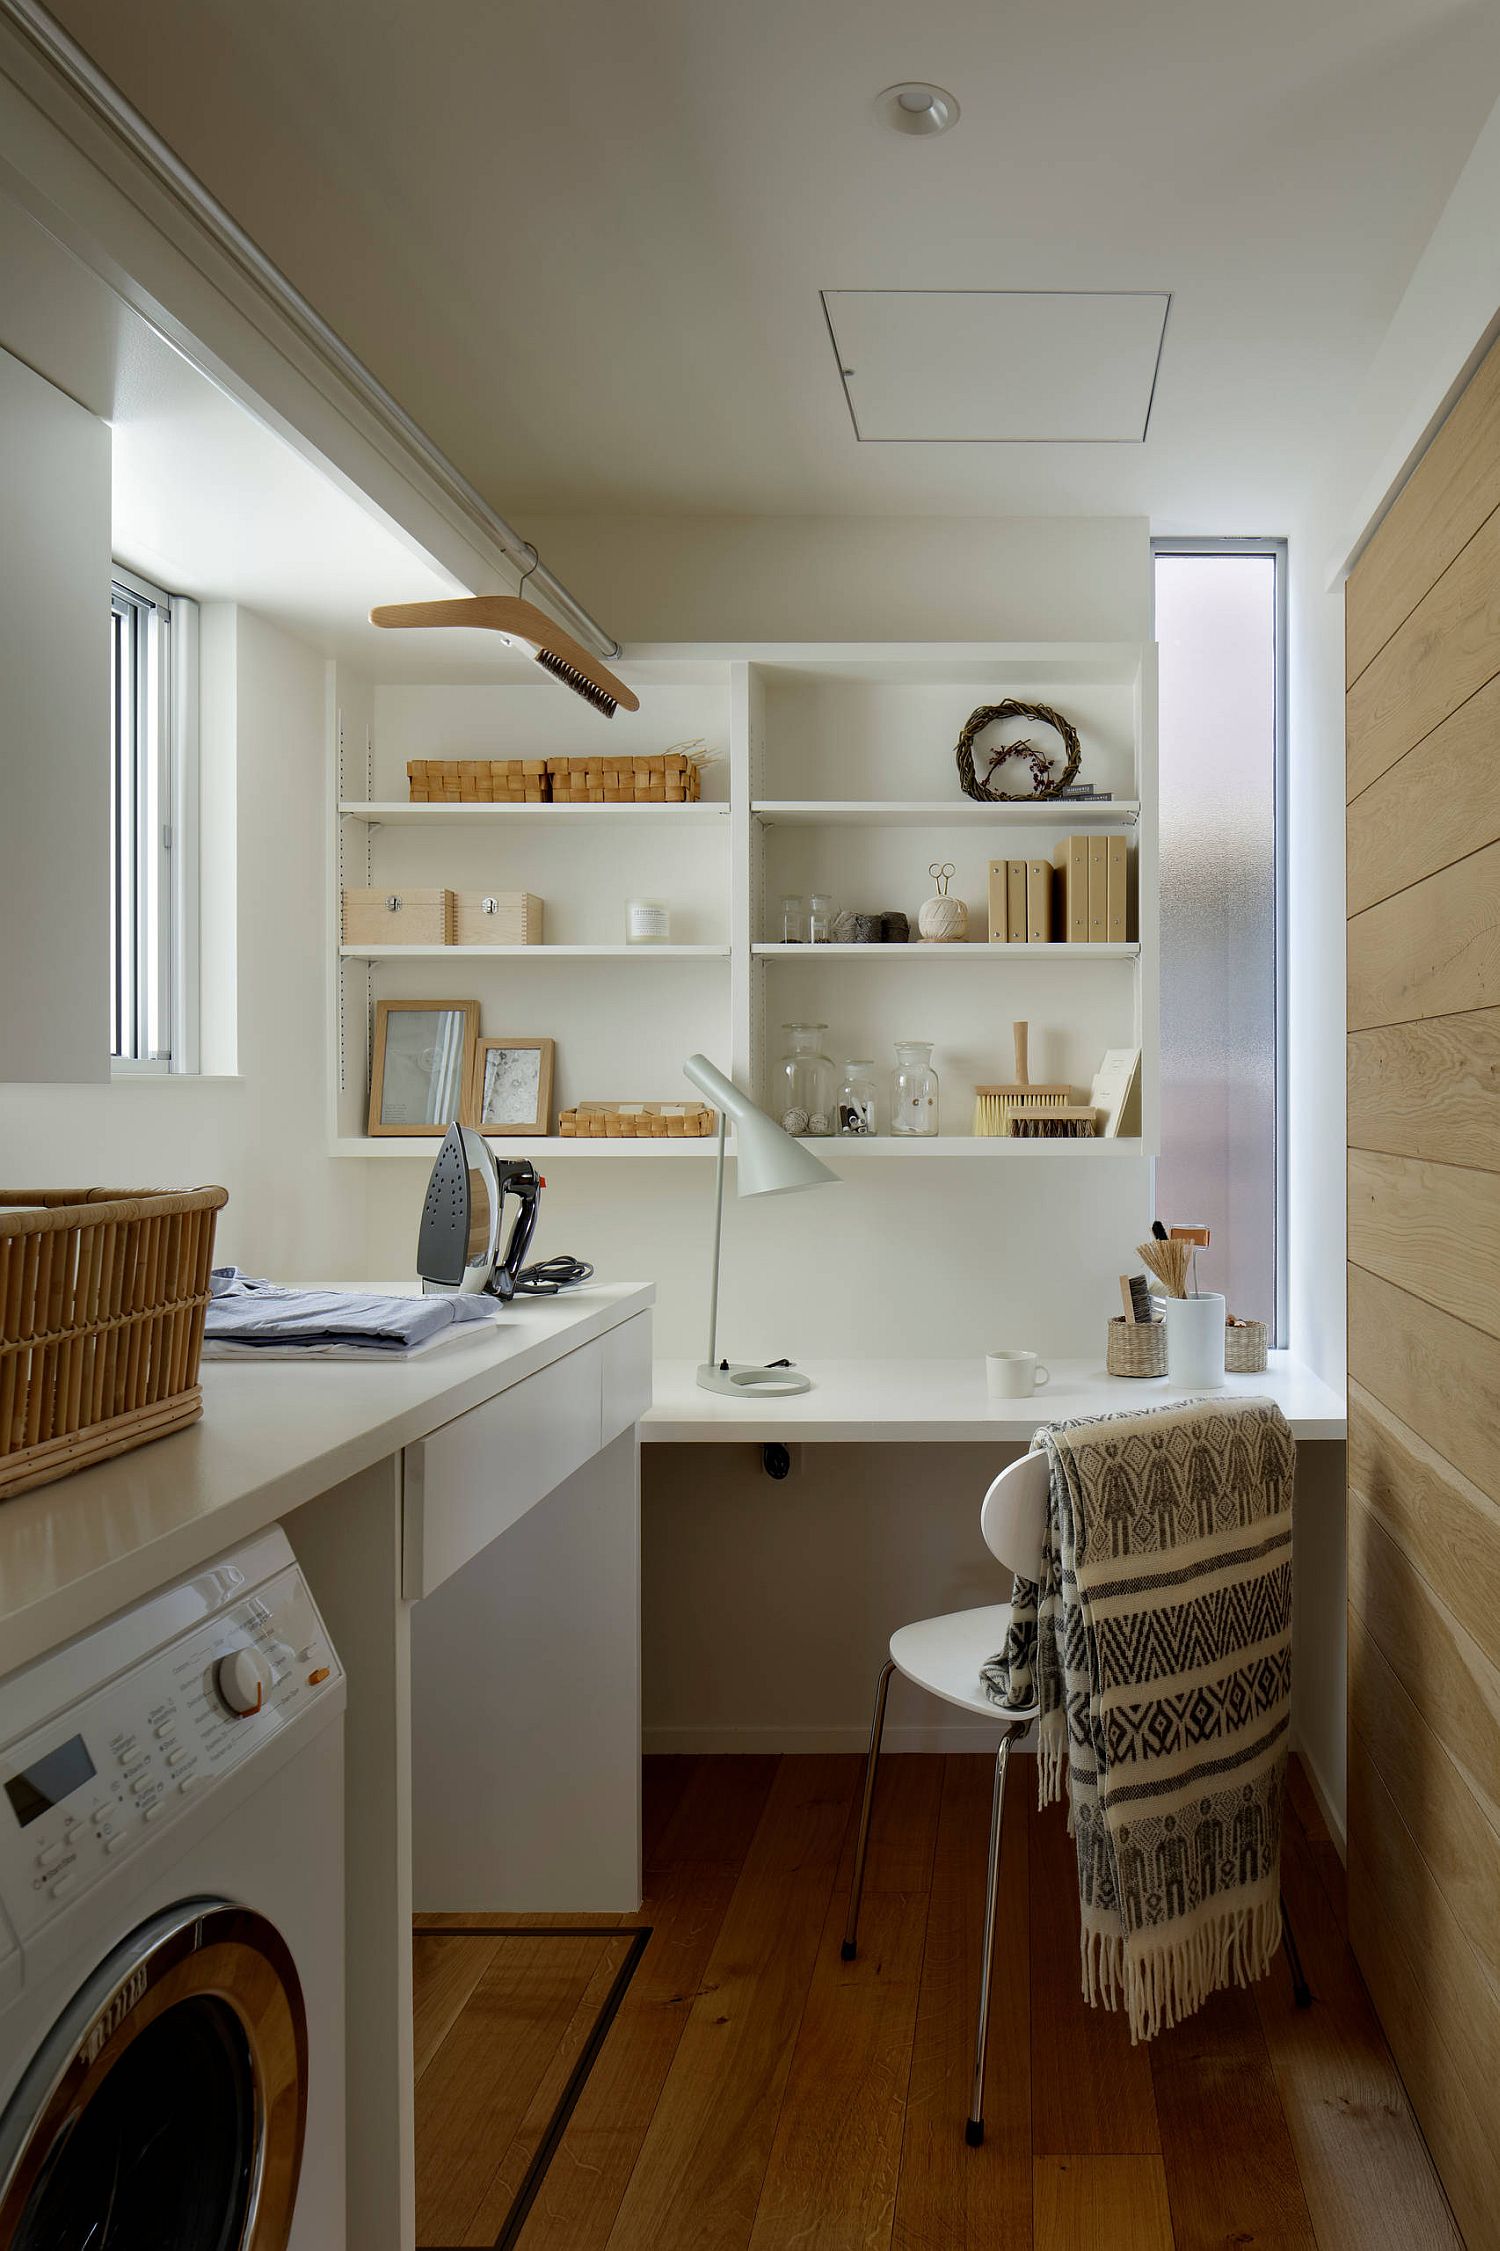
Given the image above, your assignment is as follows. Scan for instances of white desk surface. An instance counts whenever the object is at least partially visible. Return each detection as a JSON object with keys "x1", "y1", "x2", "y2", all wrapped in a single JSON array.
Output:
[
  {"x1": 0, "y1": 1283, "x2": 653, "y2": 1676},
  {"x1": 644, "y1": 1351, "x2": 1346, "y2": 1444}
]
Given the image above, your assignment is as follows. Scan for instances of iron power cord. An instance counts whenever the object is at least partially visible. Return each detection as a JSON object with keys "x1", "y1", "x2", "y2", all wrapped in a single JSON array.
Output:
[{"x1": 514, "y1": 1254, "x2": 595, "y2": 1295}]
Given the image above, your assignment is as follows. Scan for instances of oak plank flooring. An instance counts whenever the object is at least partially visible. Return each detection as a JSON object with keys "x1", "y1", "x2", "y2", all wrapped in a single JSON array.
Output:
[
  {"x1": 1346, "y1": 335, "x2": 1500, "y2": 687},
  {"x1": 1030, "y1": 1789, "x2": 1160, "y2": 2157},
  {"x1": 1346, "y1": 500, "x2": 1500, "y2": 798},
  {"x1": 603, "y1": 1754, "x2": 857, "y2": 2249},
  {"x1": 893, "y1": 1755, "x2": 1031, "y2": 2251},
  {"x1": 1348, "y1": 1147, "x2": 1500, "y2": 1342},
  {"x1": 1348, "y1": 1266, "x2": 1500, "y2": 1506},
  {"x1": 1255, "y1": 1802, "x2": 1462, "y2": 2251},
  {"x1": 409, "y1": 1756, "x2": 1456, "y2": 2251},
  {"x1": 1033, "y1": 2156, "x2": 1174, "y2": 2251},
  {"x1": 1347, "y1": 1008, "x2": 1500, "y2": 1170},
  {"x1": 1346, "y1": 835, "x2": 1500, "y2": 1028}
]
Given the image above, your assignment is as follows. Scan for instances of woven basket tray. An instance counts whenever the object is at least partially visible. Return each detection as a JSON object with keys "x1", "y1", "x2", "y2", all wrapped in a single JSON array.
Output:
[
  {"x1": 558, "y1": 1102, "x2": 716, "y2": 1139},
  {"x1": 0, "y1": 1187, "x2": 227, "y2": 1501},
  {"x1": 1107, "y1": 1315, "x2": 1168, "y2": 1377},
  {"x1": 1224, "y1": 1319, "x2": 1269, "y2": 1374},
  {"x1": 547, "y1": 753, "x2": 701, "y2": 804},
  {"x1": 406, "y1": 759, "x2": 547, "y2": 803}
]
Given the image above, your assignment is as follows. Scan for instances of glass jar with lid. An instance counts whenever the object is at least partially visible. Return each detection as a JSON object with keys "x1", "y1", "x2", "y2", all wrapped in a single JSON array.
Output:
[
  {"x1": 836, "y1": 1061, "x2": 877, "y2": 1136},
  {"x1": 891, "y1": 1040, "x2": 939, "y2": 1135},
  {"x1": 776, "y1": 1024, "x2": 836, "y2": 1137}
]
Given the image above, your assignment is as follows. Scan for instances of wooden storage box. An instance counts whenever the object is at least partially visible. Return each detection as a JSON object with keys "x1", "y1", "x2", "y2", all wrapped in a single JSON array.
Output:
[
  {"x1": 558, "y1": 1102, "x2": 716, "y2": 1139},
  {"x1": 0, "y1": 1187, "x2": 227, "y2": 1501},
  {"x1": 343, "y1": 888, "x2": 453, "y2": 946},
  {"x1": 546, "y1": 753, "x2": 701, "y2": 804},
  {"x1": 452, "y1": 891, "x2": 544, "y2": 946}
]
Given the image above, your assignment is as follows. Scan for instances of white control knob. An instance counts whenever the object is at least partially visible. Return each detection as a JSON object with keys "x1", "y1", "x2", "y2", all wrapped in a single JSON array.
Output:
[{"x1": 215, "y1": 1648, "x2": 272, "y2": 1717}]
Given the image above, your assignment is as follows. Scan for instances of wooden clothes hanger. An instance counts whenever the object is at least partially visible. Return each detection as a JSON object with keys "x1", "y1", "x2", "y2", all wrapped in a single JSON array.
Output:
[{"x1": 369, "y1": 595, "x2": 640, "y2": 717}]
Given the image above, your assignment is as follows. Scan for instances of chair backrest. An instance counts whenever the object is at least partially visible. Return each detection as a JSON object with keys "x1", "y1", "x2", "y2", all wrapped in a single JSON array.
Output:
[{"x1": 980, "y1": 1448, "x2": 1050, "y2": 1580}]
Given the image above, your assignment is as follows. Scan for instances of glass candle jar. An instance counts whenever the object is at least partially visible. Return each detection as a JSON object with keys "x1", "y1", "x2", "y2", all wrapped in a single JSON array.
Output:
[
  {"x1": 808, "y1": 894, "x2": 839, "y2": 945},
  {"x1": 780, "y1": 895, "x2": 809, "y2": 944},
  {"x1": 891, "y1": 1040, "x2": 939, "y2": 1135},
  {"x1": 837, "y1": 1061, "x2": 877, "y2": 1136},
  {"x1": 776, "y1": 1024, "x2": 836, "y2": 1136},
  {"x1": 626, "y1": 897, "x2": 671, "y2": 944}
]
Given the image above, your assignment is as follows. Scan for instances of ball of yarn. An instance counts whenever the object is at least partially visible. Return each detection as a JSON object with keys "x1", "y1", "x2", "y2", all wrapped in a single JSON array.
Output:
[
  {"x1": 880, "y1": 910, "x2": 910, "y2": 944},
  {"x1": 918, "y1": 893, "x2": 969, "y2": 942}
]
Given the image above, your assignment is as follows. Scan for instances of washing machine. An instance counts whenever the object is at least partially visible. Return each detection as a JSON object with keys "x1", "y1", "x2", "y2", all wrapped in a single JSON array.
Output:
[{"x1": 0, "y1": 1525, "x2": 345, "y2": 2249}]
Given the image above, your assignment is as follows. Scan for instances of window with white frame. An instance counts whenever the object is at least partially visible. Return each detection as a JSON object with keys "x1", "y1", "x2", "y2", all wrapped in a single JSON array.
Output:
[
  {"x1": 1152, "y1": 541, "x2": 1285, "y2": 1340},
  {"x1": 110, "y1": 570, "x2": 197, "y2": 1070}
]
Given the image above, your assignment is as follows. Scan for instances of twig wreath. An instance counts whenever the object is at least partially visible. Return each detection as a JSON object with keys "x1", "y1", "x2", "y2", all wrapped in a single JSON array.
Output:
[{"x1": 955, "y1": 700, "x2": 1082, "y2": 802}]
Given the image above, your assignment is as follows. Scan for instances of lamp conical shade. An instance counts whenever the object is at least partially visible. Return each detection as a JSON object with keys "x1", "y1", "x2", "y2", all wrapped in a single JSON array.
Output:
[{"x1": 683, "y1": 1054, "x2": 838, "y2": 1198}]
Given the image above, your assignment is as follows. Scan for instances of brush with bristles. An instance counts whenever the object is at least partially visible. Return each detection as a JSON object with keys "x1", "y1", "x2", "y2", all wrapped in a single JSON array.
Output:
[
  {"x1": 1138, "y1": 1236, "x2": 1192, "y2": 1298},
  {"x1": 369, "y1": 595, "x2": 639, "y2": 717},
  {"x1": 973, "y1": 1021, "x2": 1074, "y2": 1135}
]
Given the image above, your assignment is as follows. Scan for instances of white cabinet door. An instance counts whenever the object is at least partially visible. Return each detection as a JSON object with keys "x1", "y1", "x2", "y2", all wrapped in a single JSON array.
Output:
[{"x1": 0, "y1": 346, "x2": 111, "y2": 1081}]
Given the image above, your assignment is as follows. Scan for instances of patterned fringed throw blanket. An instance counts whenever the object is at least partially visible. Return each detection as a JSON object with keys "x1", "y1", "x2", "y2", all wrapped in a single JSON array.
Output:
[{"x1": 981, "y1": 1396, "x2": 1295, "y2": 2042}]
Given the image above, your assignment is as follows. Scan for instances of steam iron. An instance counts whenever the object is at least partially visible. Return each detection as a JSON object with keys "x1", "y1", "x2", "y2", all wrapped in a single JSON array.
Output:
[{"x1": 417, "y1": 1122, "x2": 542, "y2": 1303}]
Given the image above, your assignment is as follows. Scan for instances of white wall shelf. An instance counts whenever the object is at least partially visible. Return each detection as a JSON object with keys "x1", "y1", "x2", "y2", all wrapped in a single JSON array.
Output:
[
  {"x1": 340, "y1": 943, "x2": 730, "y2": 961},
  {"x1": 338, "y1": 800, "x2": 730, "y2": 828},
  {"x1": 751, "y1": 799, "x2": 1139, "y2": 828},
  {"x1": 330, "y1": 1134, "x2": 722, "y2": 1159},
  {"x1": 328, "y1": 641, "x2": 1158, "y2": 1158},
  {"x1": 752, "y1": 941, "x2": 1140, "y2": 962}
]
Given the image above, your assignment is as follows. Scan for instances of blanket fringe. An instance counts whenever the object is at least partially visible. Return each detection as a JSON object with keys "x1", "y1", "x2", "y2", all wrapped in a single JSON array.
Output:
[
  {"x1": 1037, "y1": 1711, "x2": 1066, "y2": 1810},
  {"x1": 1080, "y1": 1895, "x2": 1284, "y2": 2044}
]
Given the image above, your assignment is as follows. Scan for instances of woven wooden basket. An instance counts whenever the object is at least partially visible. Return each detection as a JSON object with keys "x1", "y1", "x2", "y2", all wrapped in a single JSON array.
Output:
[
  {"x1": 558, "y1": 1102, "x2": 716, "y2": 1139},
  {"x1": 0, "y1": 1187, "x2": 227, "y2": 1502},
  {"x1": 1224, "y1": 1319, "x2": 1269, "y2": 1374},
  {"x1": 547, "y1": 753, "x2": 701, "y2": 804},
  {"x1": 407, "y1": 759, "x2": 547, "y2": 803},
  {"x1": 1106, "y1": 1315, "x2": 1168, "y2": 1377}
]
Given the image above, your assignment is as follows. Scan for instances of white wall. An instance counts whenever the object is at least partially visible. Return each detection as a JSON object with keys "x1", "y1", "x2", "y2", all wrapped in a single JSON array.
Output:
[{"x1": 0, "y1": 604, "x2": 366, "y2": 1275}]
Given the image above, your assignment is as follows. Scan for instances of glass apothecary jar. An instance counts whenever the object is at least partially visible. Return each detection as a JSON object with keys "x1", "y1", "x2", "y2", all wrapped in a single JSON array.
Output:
[
  {"x1": 891, "y1": 1040, "x2": 939, "y2": 1135},
  {"x1": 776, "y1": 1024, "x2": 836, "y2": 1137},
  {"x1": 837, "y1": 1061, "x2": 877, "y2": 1136}
]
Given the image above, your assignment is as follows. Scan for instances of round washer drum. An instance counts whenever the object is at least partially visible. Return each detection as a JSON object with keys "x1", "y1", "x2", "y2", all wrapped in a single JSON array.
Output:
[{"x1": 0, "y1": 1896, "x2": 307, "y2": 2250}]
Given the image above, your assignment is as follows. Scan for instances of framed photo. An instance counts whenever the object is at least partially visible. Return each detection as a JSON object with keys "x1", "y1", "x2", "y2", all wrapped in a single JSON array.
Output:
[
  {"x1": 368, "y1": 999, "x2": 479, "y2": 1137},
  {"x1": 468, "y1": 1037, "x2": 555, "y2": 1135}
]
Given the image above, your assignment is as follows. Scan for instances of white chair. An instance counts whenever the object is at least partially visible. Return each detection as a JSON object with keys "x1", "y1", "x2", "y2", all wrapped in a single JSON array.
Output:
[{"x1": 840, "y1": 1447, "x2": 1049, "y2": 2148}]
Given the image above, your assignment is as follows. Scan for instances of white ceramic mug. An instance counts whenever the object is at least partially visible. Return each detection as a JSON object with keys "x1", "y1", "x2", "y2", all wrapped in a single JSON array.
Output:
[
  {"x1": 1163, "y1": 1292, "x2": 1227, "y2": 1389},
  {"x1": 986, "y1": 1349, "x2": 1051, "y2": 1398}
]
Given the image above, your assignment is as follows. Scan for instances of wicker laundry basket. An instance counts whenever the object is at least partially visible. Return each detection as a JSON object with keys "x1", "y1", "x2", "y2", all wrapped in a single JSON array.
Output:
[{"x1": 0, "y1": 1187, "x2": 227, "y2": 1501}]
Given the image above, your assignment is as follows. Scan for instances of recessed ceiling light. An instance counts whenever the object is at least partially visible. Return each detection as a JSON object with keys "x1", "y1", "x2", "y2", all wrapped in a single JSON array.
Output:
[{"x1": 875, "y1": 82, "x2": 959, "y2": 137}]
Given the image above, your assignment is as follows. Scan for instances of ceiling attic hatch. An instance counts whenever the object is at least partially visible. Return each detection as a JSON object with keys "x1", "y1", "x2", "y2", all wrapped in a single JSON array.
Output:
[{"x1": 821, "y1": 290, "x2": 1171, "y2": 442}]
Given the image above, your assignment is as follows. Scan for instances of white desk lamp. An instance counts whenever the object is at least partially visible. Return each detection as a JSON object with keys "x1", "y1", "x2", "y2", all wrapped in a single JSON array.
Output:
[{"x1": 683, "y1": 1053, "x2": 837, "y2": 1397}]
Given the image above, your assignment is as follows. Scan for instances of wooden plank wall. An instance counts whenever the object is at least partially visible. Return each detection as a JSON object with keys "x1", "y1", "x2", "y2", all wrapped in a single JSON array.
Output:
[{"x1": 1346, "y1": 329, "x2": 1500, "y2": 2251}]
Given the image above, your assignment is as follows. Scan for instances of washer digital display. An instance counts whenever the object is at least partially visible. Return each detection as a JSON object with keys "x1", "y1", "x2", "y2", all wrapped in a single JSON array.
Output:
[{"x1": 4, "y1": 1734, "x2": 97, "y2": 1829}]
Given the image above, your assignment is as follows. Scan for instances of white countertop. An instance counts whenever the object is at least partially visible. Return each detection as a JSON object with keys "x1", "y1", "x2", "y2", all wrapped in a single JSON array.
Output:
[
  {"x1": 643, "y1": 1351, "x2": 1347, "y2": 1443},
  {"x1": 0, "y1": 1283, "x2": 653, "y2": 1677}
]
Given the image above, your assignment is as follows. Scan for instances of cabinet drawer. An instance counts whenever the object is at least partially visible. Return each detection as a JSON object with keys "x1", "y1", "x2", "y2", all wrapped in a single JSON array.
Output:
[
  {"x1": 601, "y1": 1313, "x2": 652, "y2": 1445},
  {"x1": 403, "y1": 1341, "x2": 602, "y2": 1597}
]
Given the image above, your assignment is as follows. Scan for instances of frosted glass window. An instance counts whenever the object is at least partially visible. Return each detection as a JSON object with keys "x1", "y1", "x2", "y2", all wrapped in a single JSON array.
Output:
[{"x1": 1153, "y1": 550, "x2": 1280, "y2": 1336}]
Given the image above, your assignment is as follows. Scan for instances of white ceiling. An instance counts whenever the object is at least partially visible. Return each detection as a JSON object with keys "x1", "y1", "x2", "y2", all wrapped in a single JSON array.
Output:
[{"x1": 44, "y1": 0, "x2": 1500, "y2": 530}]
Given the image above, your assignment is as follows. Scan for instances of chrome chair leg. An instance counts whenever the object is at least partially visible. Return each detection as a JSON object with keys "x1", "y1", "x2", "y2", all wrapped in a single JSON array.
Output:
[
  {"x1": 966, "y1": 1730, "x2": 1014, "y2": 2148},
  {"x1": 1281, "y1": 1889, "x2": 1312, "y2": 2008},
  {"x1": 842, "y1": 1659, "x2": 895, "y2": 1961}
]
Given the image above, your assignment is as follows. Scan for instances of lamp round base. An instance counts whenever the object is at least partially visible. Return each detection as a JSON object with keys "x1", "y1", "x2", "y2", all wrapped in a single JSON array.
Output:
[{"x1": 695, "y1": 1362, "x2": 813, "y2": 1397}]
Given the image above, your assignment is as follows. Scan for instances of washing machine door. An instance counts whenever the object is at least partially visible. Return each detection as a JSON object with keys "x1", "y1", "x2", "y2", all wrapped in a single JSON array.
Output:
[{"x1": 0, "y1": 1897, "x2": 307, "y2": 2250}]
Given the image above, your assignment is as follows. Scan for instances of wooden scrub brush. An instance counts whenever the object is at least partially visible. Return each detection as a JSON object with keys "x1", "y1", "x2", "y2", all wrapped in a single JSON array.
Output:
[
  {"x1": 974, "y1": 1021, "x2": 1095, "y2": 1137},
  {"x1": 369, "y1": 595, "x2": 640, "y2": 717}
]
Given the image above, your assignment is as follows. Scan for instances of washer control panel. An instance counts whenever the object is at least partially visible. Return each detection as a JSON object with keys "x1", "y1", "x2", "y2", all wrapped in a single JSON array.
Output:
[{"x1": 0, "y1": 1559, "x2": 341, "y2": 1944}]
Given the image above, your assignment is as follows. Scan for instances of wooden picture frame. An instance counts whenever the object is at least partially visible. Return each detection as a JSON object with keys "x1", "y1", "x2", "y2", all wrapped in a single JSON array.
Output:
[
  {"x1": 368, "y1": 999, "x2": 479, "y2": 1137},
  {"x1": 467, "y1": 1037, "x2": 555, "y2": 1136}
]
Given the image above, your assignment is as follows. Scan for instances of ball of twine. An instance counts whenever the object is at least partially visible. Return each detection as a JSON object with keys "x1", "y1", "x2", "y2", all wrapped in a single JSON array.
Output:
[{"x1": 955, "y1": 700, "x2": 1082, "y2": 802}]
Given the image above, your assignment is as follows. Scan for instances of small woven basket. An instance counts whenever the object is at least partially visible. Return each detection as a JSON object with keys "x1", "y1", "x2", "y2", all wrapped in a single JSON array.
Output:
[
  {"x1": 1107, "y1": 1315, "x2": 1168, "y2": 1377},
  {"x1": 0, "y1": 1187, "x2": 226, "y2": 1501},
  {"x1": 1224, "y1": 1320, "x2": 1269, "y2": 1374}
]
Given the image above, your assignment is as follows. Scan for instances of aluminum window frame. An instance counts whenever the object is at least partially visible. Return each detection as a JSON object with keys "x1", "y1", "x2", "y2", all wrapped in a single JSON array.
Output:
[
  {"x1": 1150, "y1": 536, "x2": 1288, "y2": 1346},
  {"x1": 110, "y1": 567, "x2": 198, "y2": 1073}
]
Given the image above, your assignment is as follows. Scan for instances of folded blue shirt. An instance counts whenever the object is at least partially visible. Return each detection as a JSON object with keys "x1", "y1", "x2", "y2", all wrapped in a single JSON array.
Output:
[{"x1": 204, "y1": 1268, "x2": 498, "y2": 1353}]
